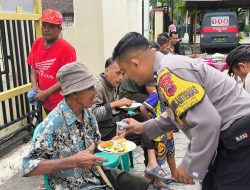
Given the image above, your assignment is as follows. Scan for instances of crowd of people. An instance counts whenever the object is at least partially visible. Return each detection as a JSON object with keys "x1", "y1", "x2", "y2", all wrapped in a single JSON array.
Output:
[{"x1": 22, "y1": 9, "x2": 250, "y2": 190}]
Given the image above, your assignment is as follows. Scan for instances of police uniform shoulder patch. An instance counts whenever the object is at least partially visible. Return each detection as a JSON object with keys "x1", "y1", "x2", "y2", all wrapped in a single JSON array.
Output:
[{"x1": 157, "y1": 68, "x2": 205, "y2": 117}]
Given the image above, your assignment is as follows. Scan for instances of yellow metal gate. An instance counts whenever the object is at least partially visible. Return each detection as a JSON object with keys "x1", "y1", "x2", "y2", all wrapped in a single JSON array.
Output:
[{"x1": 0, "y1": 0, "x2": 42, "y2": 152}]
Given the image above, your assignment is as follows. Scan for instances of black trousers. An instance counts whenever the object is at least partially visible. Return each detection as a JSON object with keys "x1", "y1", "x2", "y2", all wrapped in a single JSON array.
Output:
[
  {"x1": 202, "y1": 142, "x2": 250, "y2": 190},
  {"x1": 103, "y1": 167, "x2": 151, "y2": 190}
]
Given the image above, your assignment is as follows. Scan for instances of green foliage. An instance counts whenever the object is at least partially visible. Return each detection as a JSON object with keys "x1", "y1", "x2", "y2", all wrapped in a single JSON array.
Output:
[
  {"x1": 239, "y1": 32, "x2": 244, "y2": 40},
  {"x1": 174, "y1": 1, "x2": 186, "y2": 22},
  {"x1": 149, "y1": 0, "x2": 157, "y2": 7},
  {"x1": 175, "y1": 1, "x2": 185, "y2": 15},
  {"x1": 149, "y1": 0, "x2": 169, "y2": 8},
  {"x1": 244, "y1": 24, "x2": 250, "y2": 33}
]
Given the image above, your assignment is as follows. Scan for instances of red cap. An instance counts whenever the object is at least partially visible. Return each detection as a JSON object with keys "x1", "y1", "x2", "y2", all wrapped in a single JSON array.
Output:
[{"x1": 40, "y1": 9, "x2": 63, "y2": 25}]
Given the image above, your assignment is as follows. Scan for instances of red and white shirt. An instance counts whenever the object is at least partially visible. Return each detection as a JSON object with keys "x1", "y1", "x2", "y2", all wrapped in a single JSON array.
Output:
[{"x1": 27, "y1": 37, "x2": 76, "y2": 110}]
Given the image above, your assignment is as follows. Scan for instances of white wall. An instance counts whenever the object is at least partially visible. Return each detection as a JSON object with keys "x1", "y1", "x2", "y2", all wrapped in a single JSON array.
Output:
[
  {"x1": 102, "y1": 0, "x2": 142, "y2": 61},
  {"x1": 143, "y1": 0, "x2": 150, "y2": 40},
  {"x1": 154, "y1": 9, "x2": 163, "y2": 41},
  {"x1": 63, "y1": 0, "x2": 142, "y2": 75},
  {"x1": 62, "y1": 0, "x2": 105, "y2": 75},
  {"x1": 0, "y1": 0, "x2": 35, "y2": 13}
]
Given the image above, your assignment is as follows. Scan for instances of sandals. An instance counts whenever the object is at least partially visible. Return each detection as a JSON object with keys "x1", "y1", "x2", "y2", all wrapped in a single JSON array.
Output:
[
  {"x1": 153, "y1": 179, "x2": 182, "y2": 190},
  {"x1": 144, "y1": 165, "x2": 168, "y2": 180},
  {"x1": 164, "y1": 178, "x2": 182, "y2": 184},
  {"x1": 153, "y1": 181, "x2": 171, "y2": 190}
]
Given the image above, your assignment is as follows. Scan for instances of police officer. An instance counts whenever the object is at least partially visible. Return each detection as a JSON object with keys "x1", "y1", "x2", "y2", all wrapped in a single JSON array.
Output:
[{"x1": 112, "y1": 32, "x2": 250, "y2": 190}]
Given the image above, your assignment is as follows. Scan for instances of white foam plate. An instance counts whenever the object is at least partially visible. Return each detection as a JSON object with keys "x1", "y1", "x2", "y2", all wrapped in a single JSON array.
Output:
[
  {"x1": 98, "y1": 140, "x2": 136, "y2": 155},
  {"x1": 120, "y1": 102, "x2": 142, "y2": 111}
]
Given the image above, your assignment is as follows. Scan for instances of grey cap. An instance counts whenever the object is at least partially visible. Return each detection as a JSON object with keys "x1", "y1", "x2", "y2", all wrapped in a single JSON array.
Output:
[{"x1": 56, "y1": 62, "x2": 98, "y2": 96}]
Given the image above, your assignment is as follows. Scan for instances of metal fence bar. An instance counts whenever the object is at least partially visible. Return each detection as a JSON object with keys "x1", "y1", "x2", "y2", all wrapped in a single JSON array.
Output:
[
  {"x1": 17, "y1": 20, "x2": 26, "y2": 116},
  {"x1": 1, "y1": 20, "x2": 15, "y2": 122},
  {"x1": 0, "y1": 0, "x2": 42, "y2": 153},
  {"x1": 6, "y1": 21, "x2": 17, "y2": 88},
  {"x1": 0, "y1": 13, "x2": 40, "y2": 21},
  {"x1": 12, "y1": 20, "x2": 22, "y2": 118},
  {"x1": 0, "y1": 108, "x2": 41, "y2": 132},
  {"x1": 23, "y1": 20, "x2": 31, "y2": 126},
  {"x1": 0, "y1": 20, "x2": 7, "y2": 124}
]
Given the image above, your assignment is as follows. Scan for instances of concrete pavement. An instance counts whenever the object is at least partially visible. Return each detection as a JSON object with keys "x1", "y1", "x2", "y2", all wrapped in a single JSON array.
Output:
[
  {"x1": 0, "y1": 131, "x2": 201, "y2": 190},
  {"x1": 132, "y1": 131, "x2": 202, "y2": 190}
]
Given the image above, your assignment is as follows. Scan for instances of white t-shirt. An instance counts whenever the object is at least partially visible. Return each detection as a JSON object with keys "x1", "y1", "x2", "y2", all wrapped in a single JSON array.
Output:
[{"x1": 245, "y1": 72, "x2": 250, "y2": 93}]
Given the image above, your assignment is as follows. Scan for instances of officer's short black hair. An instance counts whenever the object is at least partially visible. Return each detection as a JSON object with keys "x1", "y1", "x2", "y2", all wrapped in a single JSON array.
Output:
[
  {"x1": 112, "y1": 32, "x2": 150, "y2": 61},
  {"x1": 226, "y1": 45, "x2": 250, "y2": 75},
  {"x1": 105, "y1": 57, "x2": 113, "y2": 68}
]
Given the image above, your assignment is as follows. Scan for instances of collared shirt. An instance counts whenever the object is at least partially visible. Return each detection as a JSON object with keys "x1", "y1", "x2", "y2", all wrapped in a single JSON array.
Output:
[
  {"x1": 92, "y1": 73, "x2": 122, "y2": 139},
  {"x1": 92, "y1": 73, "x2": 117, "y2": 121},
  {"x1": 245, "y1": 72, "x2": 250, "y2": 93},
  {"x1": 143, "y1": 52, "x2": 250, "y2": 180},
  {"x1": 22, "y1": 100, "x2": 108, "y2": 190}
]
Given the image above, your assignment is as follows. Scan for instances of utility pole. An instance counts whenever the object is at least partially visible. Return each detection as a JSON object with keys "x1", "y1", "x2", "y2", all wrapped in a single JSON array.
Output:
[
  {"x1": 171, "y1": 0, "x2": 174, "y2": 21},
  {"x1": 142, "y1": 0, "x2": 144, "y2": 36}
]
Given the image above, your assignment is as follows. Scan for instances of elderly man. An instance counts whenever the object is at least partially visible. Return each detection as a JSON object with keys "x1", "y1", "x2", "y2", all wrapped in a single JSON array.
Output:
[
  {"x1": 23, "y1": 62, "x2": 107, "y2": 189},
  {"x1": 22, "y1": 62, "x2": 151, "y2": 190},
  {"x1": 92, "y1": 58, "x2": 147, "y2": 142},
  {"x1": 92, "y1": 58, "x2": 152, "y2": 167}
]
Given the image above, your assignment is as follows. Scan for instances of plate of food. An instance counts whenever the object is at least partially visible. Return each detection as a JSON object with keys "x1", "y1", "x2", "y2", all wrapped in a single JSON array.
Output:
[
  {"x1": 98, "y1": 138, "x2": 136, "y2": 155},
  {"x1": 120, "y1": 102, "x2": 142, "y2": 111}
]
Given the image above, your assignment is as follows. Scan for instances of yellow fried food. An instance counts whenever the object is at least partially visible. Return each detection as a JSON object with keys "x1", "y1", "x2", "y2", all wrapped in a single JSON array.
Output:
[
  {"x1": 114, "y1": 137, "x2": 126, "y2": 143},
  {"x1": 100, "y1": 141, "x2": 114, "y2": 148},
  {"x1": 106, "y1": 141, "x2": 127, "y2": 152}
]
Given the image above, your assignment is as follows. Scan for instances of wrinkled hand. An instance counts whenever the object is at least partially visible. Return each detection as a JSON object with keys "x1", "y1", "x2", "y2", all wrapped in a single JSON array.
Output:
[
  {"x1": 121, "y1": 118, "x2": 144, "y2": 134},
  {"x1": 112, "y1": 133, "x2": 125, "y2": 140},
  {"x1": 176, "y1": 164, "x2": 194, "y2": 184},
  {"x1": 72, "y1": 145, "x2": 108, "y2": 169},
  {"x1": 34, "y1": 89, "x2": 50, "y2": 102}
]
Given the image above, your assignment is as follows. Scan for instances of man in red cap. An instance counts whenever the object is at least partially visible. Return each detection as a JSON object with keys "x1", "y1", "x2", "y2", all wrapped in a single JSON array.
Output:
[{"x1": 27, "y1": 9, "x2": 76, "y2": 114}]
